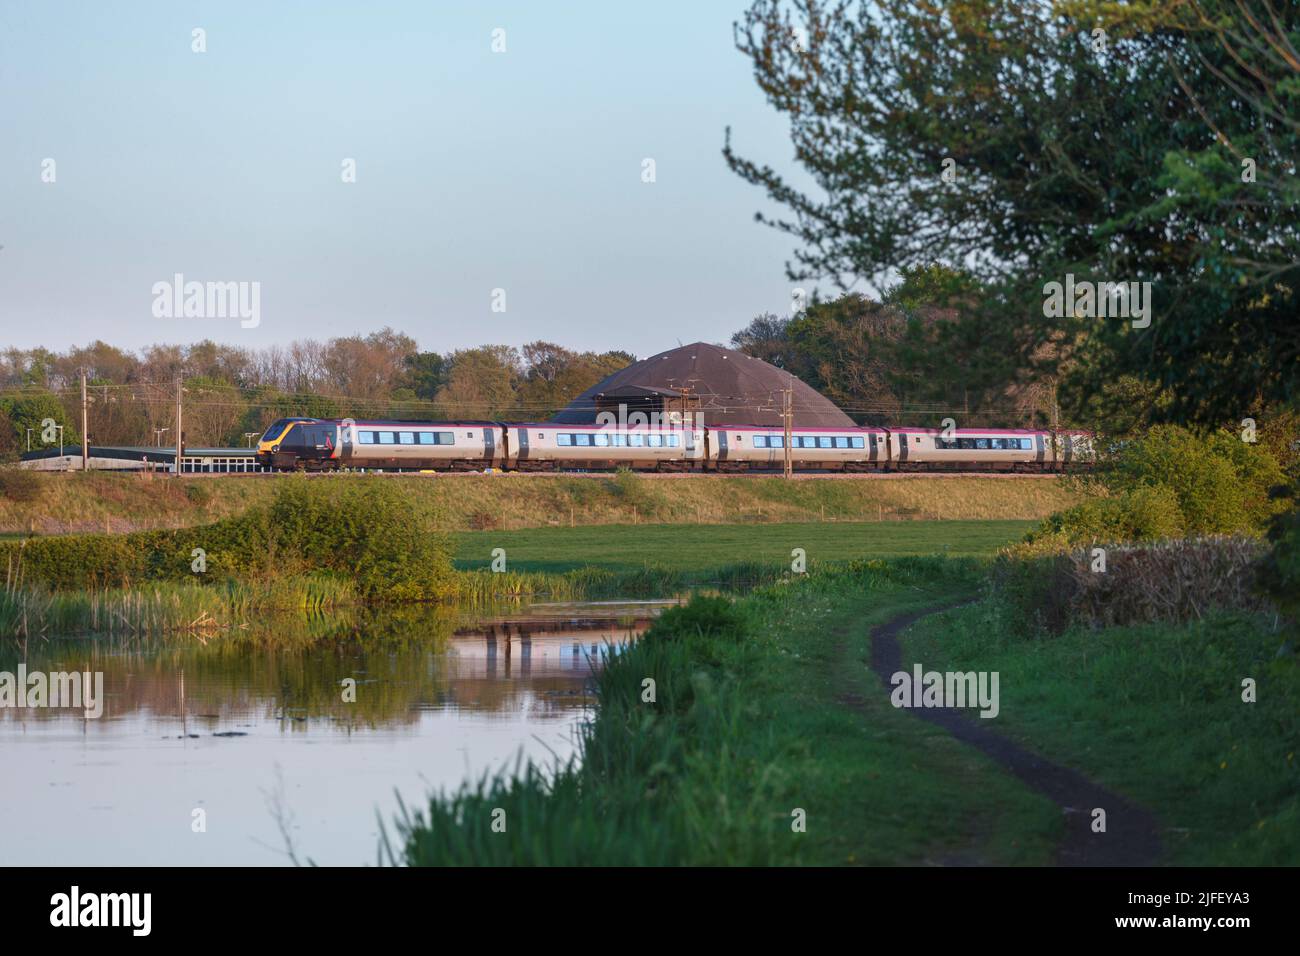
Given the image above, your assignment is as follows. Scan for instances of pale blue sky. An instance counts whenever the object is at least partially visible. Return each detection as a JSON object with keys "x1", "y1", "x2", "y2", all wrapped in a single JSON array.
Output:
[{"x1": 0, "y1": 0, "x2": 818, "y2": 357}]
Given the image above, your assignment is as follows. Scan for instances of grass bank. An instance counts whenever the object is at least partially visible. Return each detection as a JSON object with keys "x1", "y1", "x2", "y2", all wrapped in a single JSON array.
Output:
[
  {"x1": 903, "y1": 601, "x2": 1299, "y2": 865},
  {"x1": 387, "y1": 559, "x2": 1062, "y2": 865},
  {"x1": 0, "y1": 470, "x2": 1081, "y2": 535},
  {"x1": 391, "y1": 550, "x2": 1295, "y2": 865}
]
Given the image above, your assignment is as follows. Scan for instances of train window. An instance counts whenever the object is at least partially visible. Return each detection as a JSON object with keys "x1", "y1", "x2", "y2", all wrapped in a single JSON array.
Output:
[
  {"x1": 558, "y1": 434, "x2": 572, "y2": 446},
  {"x1": 647, "y1": 434, "x2": 663, "y2": 447},
  {"x1": 819, "y1": 436, "x2": 832, "y2": 448},
  {"x1": 975, "y1": 438, "x2": 990, "y2": 449},
  {"x1": 467, "y1": 431, "x2": 473, "y2": 438},
  {"x1": 935, "y1": 438, "x2": 956, "y2": 449},
  {"x1": 399, "y1": 431, "x2": 415, "y2": 444},
  {"x1": 575, "y1": 434, "x2": 592, "y2": 446},
  {"x1": 417, "y1": 433, "x2": 435, "y2": 445},
  {"x1": 594, "y1": 433, "x2": 610, "y2": 447},
  {"x1": 538, "y1": 433, "x2": 544, "y2": 439},
  {"x1": 378, "y1": 432, "x2": 396, "y2": 444},
  {"x1": 834, "y1": 437, "x2": 848, "y2": 448},
  {"x1": 770, "y1": 436, "x2": 784, "y2": 448},
  {"x1": 612, "y1": 434, "x2": 626, "y2": 447},
  {"x1": 358, "y1": 432, "x2": 376, "y2": 444},
  {"x1": 754, "y1": 436, "x2": 767, "y2": 448},
  {"x1": 667, "y1": 434, "x2": 680, "y2": 447},
  {"x1": 851, "y1": 437, "x2": 865, "y2": 448}
]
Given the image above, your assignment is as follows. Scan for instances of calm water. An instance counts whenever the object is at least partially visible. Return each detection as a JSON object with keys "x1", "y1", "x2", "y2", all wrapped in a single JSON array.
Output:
[{"x1": 0, "y1": 600, "x2": 667, "y2": 866}]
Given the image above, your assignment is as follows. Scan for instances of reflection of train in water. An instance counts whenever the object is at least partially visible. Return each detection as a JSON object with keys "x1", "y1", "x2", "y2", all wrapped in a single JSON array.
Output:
[{"x1": 255, "y1": 417, "x2": 1093, "y2": 473}]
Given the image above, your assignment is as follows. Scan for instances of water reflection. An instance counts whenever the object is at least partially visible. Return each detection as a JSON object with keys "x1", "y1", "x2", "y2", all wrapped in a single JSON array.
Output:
[{"x1": 0, "y1": 600, "x2": 669, "y2": 866}]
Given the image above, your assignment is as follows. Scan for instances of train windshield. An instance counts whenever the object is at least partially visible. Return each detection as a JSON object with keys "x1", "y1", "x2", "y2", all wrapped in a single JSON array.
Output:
[{"x1": 260, "y1": 419, "x2": 299, "y2": 443}]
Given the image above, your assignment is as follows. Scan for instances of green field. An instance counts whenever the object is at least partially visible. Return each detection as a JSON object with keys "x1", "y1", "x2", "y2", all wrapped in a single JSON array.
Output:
[{"x1": 453, "y1": 519, "x2": 1035, "y2": 573}]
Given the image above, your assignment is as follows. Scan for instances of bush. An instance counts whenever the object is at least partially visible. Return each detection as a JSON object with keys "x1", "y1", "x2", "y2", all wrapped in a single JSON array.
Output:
[
  {"x1": 649, "y1": 594, "x2": 749, "y2": 641},
  {"x1": 1105, "y1": 425, "x2": 1284, "y2": 535},
  {"x1": 994, "y1": 537, "x2": 1270, "y2": 634},
  {"x1": 1022, "y1": 424, "x2": 1285, "y2": 550}
]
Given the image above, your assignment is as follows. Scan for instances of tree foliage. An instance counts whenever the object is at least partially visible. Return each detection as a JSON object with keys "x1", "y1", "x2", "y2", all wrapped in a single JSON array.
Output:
[{"x1": 725, "y1": 0, "x2": 1300, "y2": 424}]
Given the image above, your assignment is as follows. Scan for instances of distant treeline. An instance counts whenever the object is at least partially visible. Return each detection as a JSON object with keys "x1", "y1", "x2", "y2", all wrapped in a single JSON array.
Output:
[{"x1": 0, "y1": 335, "x2": 632, "y2": 453}]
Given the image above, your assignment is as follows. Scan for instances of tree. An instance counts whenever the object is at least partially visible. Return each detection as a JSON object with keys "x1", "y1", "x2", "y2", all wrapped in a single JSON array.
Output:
[
  {"x1": 403, "y1": 352, "x2": 450, "y2": 402},
  {"x1": 435, "y1": 346, "x2": 521, "y2": 419},
  {"x1": 0, "y1": 391, "x2": 79, "y2": 451},
  {"x1": 515, "y1": 342, "x2": 633, "y2": 418},
  {"x1": 725, "y1": 0, "x2": 1300, "y2": 424},
  {"x1": 729, "y1": 313, "x2": 798, "y2": 371}
]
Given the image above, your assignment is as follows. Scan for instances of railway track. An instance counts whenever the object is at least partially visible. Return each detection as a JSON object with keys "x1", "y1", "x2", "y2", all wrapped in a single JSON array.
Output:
[{"x1": 182, "y1": 469, "x2": 1066, "y2": 480}]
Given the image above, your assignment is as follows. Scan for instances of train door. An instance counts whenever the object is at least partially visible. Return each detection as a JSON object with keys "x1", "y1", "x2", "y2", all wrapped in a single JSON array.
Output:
[
  {"x1": 483, "y1": 427, "x2": 496, "y2": 464},
  {"x1": 340, "y1": 419, "x2": 355, "y2": 465}
]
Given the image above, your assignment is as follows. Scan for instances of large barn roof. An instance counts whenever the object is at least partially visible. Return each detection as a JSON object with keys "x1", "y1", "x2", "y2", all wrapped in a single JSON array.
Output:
[{"x1": 552, "y1": 342, "x2": 855, "y2": 428}]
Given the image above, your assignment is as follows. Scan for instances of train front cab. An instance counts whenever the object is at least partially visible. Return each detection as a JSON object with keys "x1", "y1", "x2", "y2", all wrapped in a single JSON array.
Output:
[{"x1": 256, "y1": 418, "x2": 341, "y2": 471}]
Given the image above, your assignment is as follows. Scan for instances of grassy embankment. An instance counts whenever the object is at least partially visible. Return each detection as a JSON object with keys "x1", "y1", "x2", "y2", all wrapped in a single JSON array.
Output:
[
  {"x1": 391, "y1": 558, "x2": 1296, "y2": 866},
  {"x1": 0, "y1": 469, "x2": 1081, "y2": 535},
  {"x1": 387, "y1": 559, "x2": 1063, "y2": 866}
]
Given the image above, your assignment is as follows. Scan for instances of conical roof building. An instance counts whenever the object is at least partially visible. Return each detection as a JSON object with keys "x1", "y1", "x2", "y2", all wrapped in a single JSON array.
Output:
[{"x1": 551, "y1": 342, "x2": 854, "y2": 428}]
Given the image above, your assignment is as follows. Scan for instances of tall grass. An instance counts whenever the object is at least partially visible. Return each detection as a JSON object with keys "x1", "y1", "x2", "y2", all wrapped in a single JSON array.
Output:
[{"x1": 0, "y1": 575, "x2": 361, "y2": 641}]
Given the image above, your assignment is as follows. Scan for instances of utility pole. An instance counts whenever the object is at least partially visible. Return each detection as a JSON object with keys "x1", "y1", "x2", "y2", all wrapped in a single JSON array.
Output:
[
  {"x1": 782, "y1": 381, "x2": 793, "y2": 479},
  {"x1": 80, "y1": 367, "x2": 89, "y2": 471},
  {"x1": 174, "y1": 377, "x2": 183, "y2": 476}
]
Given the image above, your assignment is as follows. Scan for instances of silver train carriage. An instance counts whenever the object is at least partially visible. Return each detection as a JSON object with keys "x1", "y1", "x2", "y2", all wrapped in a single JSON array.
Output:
[
  {"x1": 506, "y1": 423, "x2": 706, "y2": 471},
  {"x1": 254, "y1": 418, "x2": 1092, "y2": 473},
  {"x1": 706, "y1": 425, "x2": 891, "y2": 471}
]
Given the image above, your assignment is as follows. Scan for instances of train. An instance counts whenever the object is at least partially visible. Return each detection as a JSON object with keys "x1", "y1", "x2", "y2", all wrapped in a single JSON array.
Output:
[{"x1": 254, "y1": 417, "x2": 1093, "y2": 473}]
